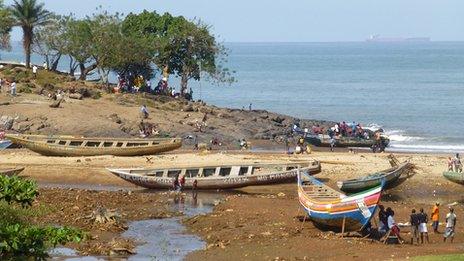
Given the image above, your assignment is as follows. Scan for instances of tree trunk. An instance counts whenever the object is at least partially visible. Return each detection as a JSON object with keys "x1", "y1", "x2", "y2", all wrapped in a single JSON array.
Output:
[
  {"x1": 180, "y1": 74, "x2": 189, "y2": 95},
  {"x1": 50, "y1": 54, "x2": 61, "y2": 71},
  {"x1": 69, "y1": 56, "x2": 78, "y2": 76},
  {"x1": 78, "y1": 63, "x2": 97, "y2": 81},
  {"x1": 22, "y1": 26, "x2": 33, "y2": 69}
]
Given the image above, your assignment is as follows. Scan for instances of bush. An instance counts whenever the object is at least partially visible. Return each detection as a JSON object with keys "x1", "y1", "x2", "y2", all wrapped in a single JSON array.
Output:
[{"x1": 0, "y1": 176, "x2": 85, "y2": 259}]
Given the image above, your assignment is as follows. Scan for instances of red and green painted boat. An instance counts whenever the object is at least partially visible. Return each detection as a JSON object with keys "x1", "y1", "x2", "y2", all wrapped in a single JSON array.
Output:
[{"x1": 298, "y1": 170, "x2": 383, "y2": 231}]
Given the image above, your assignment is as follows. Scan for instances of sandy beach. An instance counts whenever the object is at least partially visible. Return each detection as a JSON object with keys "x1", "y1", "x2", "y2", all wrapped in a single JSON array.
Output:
[{"x1": 2, "y1": 147, "x2": 463, "y2": 259}]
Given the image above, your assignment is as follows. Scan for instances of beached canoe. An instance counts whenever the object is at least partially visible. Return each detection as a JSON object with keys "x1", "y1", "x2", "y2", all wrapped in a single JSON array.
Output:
[
  {"x1": 108, "y1": 161, "x2": 321, "y2": 190},
  {"x1": 298, "y1": 170, "x2": 383, "y2": 231},
  {"x1": 0, "y1": 167, "x2": 25, "y2": 176},
  {"x1": 5, "y1": 134, "x2": 182, "y2": 157},
  {"x1": 443, "y1": 171, "x2": 464, "y2": 185},
  {"x1": 305, "y1": 135, "x2": 390, "y2": 148},
  {"x1": 337, "y1": 161, "x2": 413, "y2": 193}
]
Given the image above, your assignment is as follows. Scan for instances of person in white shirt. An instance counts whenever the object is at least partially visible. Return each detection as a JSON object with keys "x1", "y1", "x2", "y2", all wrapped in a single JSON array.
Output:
[
  {"x1": 10, "y1": 81, "x2": 16, "y2": 96},
  {"x1": 32, "y1": 65, "x2": 38, "y2": 78},
  {"x1": 386, "y1": 207, "x2": 404, "y2": 243},
  {"x1": 443, "y1": 207, "x2": 457, "y2": 242}
]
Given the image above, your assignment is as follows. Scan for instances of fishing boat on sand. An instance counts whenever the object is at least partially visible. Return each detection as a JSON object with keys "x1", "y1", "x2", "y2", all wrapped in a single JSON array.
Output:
[
  {"x1": 337, "y1": 156, "x2": 413, "y2": 193},
  {"x1": 5, "y1": 134, "x2": 182, "y2": 157},
  {"x1": 443, "y1": 171, "x2": 464, "y2": 185},
  {"x1": 108, "y1": 161, "x2": 321, "y2": 190},
  {"x1": 297, "y1": 170, "x2": 383, "y2": 231},
  {"x1": 0, "y1": 167, "x2": 25, "y2": 177}
]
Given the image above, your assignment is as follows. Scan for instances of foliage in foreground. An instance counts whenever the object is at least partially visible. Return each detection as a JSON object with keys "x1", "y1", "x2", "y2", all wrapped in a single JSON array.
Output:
[{"x1": 0, "y1": 175, "x2": 85, "y2": 259}]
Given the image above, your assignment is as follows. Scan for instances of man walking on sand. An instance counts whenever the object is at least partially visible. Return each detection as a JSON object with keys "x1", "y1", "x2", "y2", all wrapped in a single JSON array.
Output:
[
  {"x1": 443, "y1": 207, "x2": 457, "y2": 243},
  {"x1": 431, "y1": 202, "x2": 440, "y2": 233}
]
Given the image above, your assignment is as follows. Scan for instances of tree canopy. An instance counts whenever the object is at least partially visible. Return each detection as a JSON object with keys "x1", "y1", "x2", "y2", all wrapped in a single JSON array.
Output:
[
  {"x1": 0, "y1": 0, "x2": 13, "y2": 50},
  {"x1": 10, "y1": 0, "x2": 50, "y2": 68}
]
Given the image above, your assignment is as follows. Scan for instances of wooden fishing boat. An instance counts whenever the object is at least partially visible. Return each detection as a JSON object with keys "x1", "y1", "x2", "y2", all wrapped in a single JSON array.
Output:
[
  {"x1": 305, "y1": 135, "x2": 390, "y2": 148},
  {"x1": 107, "y1": 161, "x2": 321, "y2": 190},
  {"x1": 443, "y1": 171, "x2": 464, "y2": 185},
  {"x1": 298, "y1": 169, "x2": 383, "y2": 231},
  {"x1": 5, "y1": 134, "x2": 182, "y2": 157},
  {"x1": 0, "y1": 167, "x2": 25, "y2": 176},
  {"x1": 337, "y1": 158, "x2": 413, "y2": 193}
]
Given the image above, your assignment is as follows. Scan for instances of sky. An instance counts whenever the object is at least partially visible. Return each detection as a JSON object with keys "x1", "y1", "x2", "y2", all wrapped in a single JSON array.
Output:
[{"x1": 5, "y1": 0, "x2": 464, "y2": 42}]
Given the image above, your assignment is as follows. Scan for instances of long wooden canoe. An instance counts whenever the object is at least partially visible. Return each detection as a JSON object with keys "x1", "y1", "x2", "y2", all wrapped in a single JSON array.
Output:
[
  {"x1": 298, "y1": 169, "x2": 383, "y2": 231},
  {"x1": 305, "y1": 135, "x2": 390, "y2": 148},
  {"x1": 5, "y1": 134, "x2": 182, "y2": 157},
  {"x1": 443, "y1": 171, "x2": 464, "y2": 185},
  {"x1": 337, "y1": 160, "x2": 413, "y2": 193},
  {"x1": 108, "y1": 161, "x2": 321, "y2": 190},
  {"x1": 0, "y1": 167, "x2": 25, "y2": 176}
]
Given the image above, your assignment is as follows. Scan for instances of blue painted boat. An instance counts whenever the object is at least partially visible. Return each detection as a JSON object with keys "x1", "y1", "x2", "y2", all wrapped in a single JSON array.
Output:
[
  {"x1": 298, "y1": 170, "x2": 384, "y2": 231},
  {"x1": 0, "y1": 140, "x2": 12, "y2": 150}
]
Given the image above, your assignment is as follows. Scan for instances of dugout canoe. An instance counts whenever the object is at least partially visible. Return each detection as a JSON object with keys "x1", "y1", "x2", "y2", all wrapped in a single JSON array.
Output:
[
  {"x1": 298, "y1": 169, "x2": 383, "y2": 231},
  {"x1": 107, "y1": 161, "x2": 321, "y2": 190},
  {"x1": 337, "y1": 159, "x2": 413, "y2": 193},
  {"x1": 0, "y1": 167, "x2": 25, "y2": 176},
  {"x1": 305, "y1": 135, "x2": 390, "y2": 148},
  {"x1": 5, "y1": 134, "x2": 182, "y2": 157},
  {"x1": 443, "y1": 171, "x2": 464, "y2": 185}
]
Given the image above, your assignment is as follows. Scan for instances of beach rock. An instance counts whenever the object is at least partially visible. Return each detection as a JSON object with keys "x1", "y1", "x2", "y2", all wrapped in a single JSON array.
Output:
[
  {"x1": 183, "y1": 104, "x2": 194, "y2": 112},
  {"x1": 69, "y1": 93, "x2": 83, "y2": 100},
  {"x1": 109, "y1": 114, "x2": 122, "y2": 124},
  {"x1": 0, "y1": 115, "x2": 14, "y2": 130}
]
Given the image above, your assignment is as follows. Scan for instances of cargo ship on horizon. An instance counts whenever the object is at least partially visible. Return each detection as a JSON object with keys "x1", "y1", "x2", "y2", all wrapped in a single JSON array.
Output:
[{"x1": 366, "y1": 35, "x2": 431, "y2": 42}]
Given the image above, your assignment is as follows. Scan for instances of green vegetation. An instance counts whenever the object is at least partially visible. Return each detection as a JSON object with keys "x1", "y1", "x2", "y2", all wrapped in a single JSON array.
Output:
[
  {"x1": 411, "y1": 254, "x2": 464, "y2": 261},
  {"x1": 0, "y1": 0, "x2": 13, "y2": 50},
  {"x1": 10, "y1": 0, "x2": 50, "y2": 68},
  {"x1": 0, "y1": 175, "x2": 84, "y2": 260}
]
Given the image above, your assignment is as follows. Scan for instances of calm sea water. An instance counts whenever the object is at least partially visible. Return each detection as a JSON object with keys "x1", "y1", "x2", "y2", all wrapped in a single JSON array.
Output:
[{"x1": 2, "y1": 42, "x2": 464, "y2": 152}]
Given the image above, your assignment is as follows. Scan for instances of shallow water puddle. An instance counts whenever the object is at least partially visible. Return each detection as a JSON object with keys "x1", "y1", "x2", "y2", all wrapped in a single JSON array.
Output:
[{"x1": 51, "y1": 191, "x2": 225, "y2": 260}]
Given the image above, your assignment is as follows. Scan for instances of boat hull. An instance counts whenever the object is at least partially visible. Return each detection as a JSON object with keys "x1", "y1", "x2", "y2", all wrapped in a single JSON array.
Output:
[
  {"x1": 305, "y1": 136, "x2": 390, "y2": 148},
  {"x1": 338, "y1": 162, "x2": 412, "y2": 193},
  {"x1": 298, "y1": 172, "x2": 382, "y2": 232},
  {"x1": 6, "y1": 135, "x2": 182, "y2": 157},
  {"x1": 0, "y1": 167, "x2": 25, "y2": 177},
  {"x1": 109, "y1": 163, "x2": 321, "y2": 190},
  {"x1": 443, "y1": 171, "x2": 464, "y2": 185},
  {"x1": 0, "y1": 140, "x2": 12, "y2": 150}
]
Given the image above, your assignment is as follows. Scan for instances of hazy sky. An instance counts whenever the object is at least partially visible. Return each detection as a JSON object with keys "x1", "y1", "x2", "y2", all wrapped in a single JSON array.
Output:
[{"x1": 6, "y1": 0, "x2": 464, "y2": 42}]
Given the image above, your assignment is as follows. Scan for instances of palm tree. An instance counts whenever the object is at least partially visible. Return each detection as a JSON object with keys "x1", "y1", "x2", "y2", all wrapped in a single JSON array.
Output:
[{"x1": 10, "y1": 0, "x2": 49, "y2": 68}]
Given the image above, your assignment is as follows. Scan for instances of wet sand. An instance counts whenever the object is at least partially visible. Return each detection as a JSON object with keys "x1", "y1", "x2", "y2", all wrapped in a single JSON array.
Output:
[{"x1": 2, "y1": 148, "x2": 464, "y2": 260}]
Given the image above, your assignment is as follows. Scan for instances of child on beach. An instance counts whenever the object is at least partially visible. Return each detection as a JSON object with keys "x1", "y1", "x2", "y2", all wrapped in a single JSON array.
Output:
[
  {"x1": 431, "y1": 203, "x2": 440, "y2": 233},
  {"x1": 418, "y1": 208, "x2": 430, "y2": 243},
  {"x1": 410, "y1": 209, "x2": 420, "y2": 245}
]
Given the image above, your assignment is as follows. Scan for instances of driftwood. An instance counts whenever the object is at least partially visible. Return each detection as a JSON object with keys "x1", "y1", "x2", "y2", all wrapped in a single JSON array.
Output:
[{"x1": 49, "y1": 98, "x2": 63, "y2": 108}]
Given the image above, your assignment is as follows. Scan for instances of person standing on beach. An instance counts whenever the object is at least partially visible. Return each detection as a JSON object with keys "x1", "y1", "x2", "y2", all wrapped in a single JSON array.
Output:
[
  {"x1": 418, "y1": 208, "x2": 430, "y2": 243},
  {"x1": 378, "y1": 205, "x2": 388, "y2": 233},
  {"x1": 140, "y1": 105, "x2": 149, "y2": 119},
  {"x1": 443, "y1": 207, "x2": 457, "y2": 243},
  {"x1": 453, "y1": 153, "x2": 462, "y2": 172},
  {"x1": 410, "y1": 209, "x2": 420, "y2": 245},
  {"x1": 32, "y1": 65, "x2": 38, "y2": 78},
  {"x1": 431, "y1": 202, "x2": 440, "y2": 233},
  {"x1": 10, "y1": 81, "x2": 16, "y2": 96}
]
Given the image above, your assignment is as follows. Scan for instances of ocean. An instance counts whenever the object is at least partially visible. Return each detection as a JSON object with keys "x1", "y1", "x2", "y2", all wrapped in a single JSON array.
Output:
[{"x1": 2, "y1": 41, "x2": 464, "y2": 153}]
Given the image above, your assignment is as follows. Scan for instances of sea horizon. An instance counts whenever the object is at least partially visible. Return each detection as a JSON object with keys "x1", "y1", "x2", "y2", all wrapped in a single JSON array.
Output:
[{"x1": 2, "y1": 41, "x2": 464, "y2": 153}]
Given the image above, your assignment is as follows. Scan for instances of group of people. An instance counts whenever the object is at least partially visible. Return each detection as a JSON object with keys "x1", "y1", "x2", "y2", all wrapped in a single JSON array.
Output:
[
  {"x1": 447, "y1": 153, "x2": 462, "y2": 172},
  {"x1": 328, "y1": 121, "x2": 369, "y2": 140},
  {"x1": 378, "y1": 203, "x2": 457, "y2": 245},
  {"x1": 0, "y1": 78, "x2": 16, "y2": 96}
]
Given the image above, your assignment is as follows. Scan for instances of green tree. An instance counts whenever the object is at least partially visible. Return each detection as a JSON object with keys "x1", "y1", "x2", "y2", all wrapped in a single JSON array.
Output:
[
  {"x1": 0, "y1": 0, "x2": 13, "y2": 51},
  {"x1": 122, "y1": 11, "x2": 234, "y2": 95},
  {"x1": 33, "y1": 14, "x2": 68, "y2": 71},
  {"x1": 10, "y1": 0, "x2": 50, "y2": 68},
  {"x1": 62, "y1": 17, "x2": 96, "y2": 79}
]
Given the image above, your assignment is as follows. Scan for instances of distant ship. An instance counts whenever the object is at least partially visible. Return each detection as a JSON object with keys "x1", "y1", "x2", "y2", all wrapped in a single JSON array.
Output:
[{"x1": 366, "y1": 35, "x2": 431, "y2": 42}]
